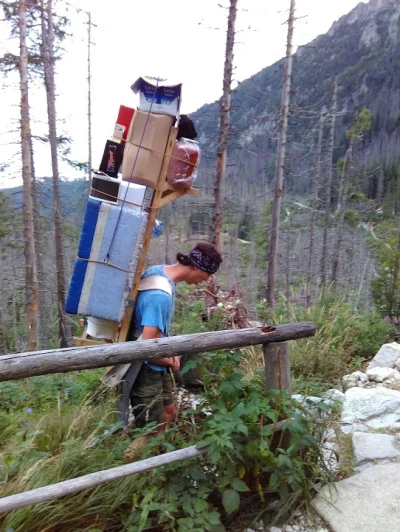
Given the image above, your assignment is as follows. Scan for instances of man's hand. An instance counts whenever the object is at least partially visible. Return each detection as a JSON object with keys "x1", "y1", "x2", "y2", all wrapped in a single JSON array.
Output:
[{"x1": 170, "y1": 356, "x2": 181, "y2": 373}]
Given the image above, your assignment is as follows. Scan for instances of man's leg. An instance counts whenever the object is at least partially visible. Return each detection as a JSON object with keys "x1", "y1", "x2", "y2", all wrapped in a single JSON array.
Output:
[
  {"x1": 161, "y1": 370, "x2": 177, "y2": 431},
  {"x1": 125, "y1": 365, "x2": 165, "y2": 461}
]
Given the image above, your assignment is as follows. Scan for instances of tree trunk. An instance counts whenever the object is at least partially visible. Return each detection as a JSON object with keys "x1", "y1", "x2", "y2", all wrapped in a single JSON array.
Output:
[
  {"x1": 320, "y1": 77, "x2": 338, "y2": 289},
  {"x1": 331, "y1": 144, "x2": 353, "y2": 289},
  {"x1": 30, "y1": 134, "x2": 50, "y2": 349},
  {"x1": 19, "y1": 0, "x2": 38, "y2": 351},
  {"x1": 87, "y1": 10, "x2": 92, "y2": 193},
  {"x1": 41, "y1": 0, "x2": 72, "y2": 347},
  {"x1": 207, "y1": 0, "x2": 238, "y2": 305},
  {"x1": 266, "y1": 0, "x2": 295, "y2": 307},
  {"x1": 306, "y1": 108, "x2": 326, "y2": 305},
  {"x1": 210, "y1": 0, "x2": 238, "y2": 249},
  {"x1": 376, "y1": 165, "x2": 384, "y2": 204}
]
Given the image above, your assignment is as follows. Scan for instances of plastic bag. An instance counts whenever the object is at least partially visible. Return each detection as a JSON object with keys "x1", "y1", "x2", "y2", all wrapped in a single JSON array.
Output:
[
  {"x1": 152, "y1": 219, "x2": 164, "y2": 238},
  {"x1": 166, "y1": 138, "x2": 200, "y2": 189}
]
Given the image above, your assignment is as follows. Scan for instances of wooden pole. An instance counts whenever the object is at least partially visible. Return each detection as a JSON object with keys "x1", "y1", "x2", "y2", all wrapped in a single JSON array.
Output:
[
  {"x1": 0, "y1": 446, "x2": 205, "y2": 513},
  {"x1": 118, "y1": 126, "x2": 178, "y2": 342},
  {"x1": 263, "y1": 342, "x2": 291, "y2": 394},
  {"x1": 0, "y1": 419, "x2": 290, "y2": 513},
  {"x1": 0, "y1": 323, "x2": 315, "y2": 382}
]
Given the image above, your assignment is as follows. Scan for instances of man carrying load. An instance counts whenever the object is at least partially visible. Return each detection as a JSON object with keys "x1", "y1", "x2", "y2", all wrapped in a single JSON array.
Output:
[{"x1": 104, "y1": 242, "x2": 222, "y2": 459}]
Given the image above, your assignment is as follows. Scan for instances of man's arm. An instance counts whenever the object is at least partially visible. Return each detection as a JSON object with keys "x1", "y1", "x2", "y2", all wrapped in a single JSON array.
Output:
[{"x1": 141, "y1": 325, "x2": 174, "y2": 368}]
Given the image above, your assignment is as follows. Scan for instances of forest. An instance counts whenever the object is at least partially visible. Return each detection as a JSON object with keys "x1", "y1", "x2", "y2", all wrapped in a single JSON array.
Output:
[{"x1": 0, "y1": 0, "x2": 399, "y2": 530}]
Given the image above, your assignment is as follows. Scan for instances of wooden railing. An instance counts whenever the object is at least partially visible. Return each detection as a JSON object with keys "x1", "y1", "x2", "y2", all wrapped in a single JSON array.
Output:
[{"x1": 0, "y1": 323, "x2": 315, "y2": 513}]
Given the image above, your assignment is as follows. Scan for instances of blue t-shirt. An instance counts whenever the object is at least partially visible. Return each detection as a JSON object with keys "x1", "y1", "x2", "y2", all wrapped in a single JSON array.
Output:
[{"x1": 133, "y1": 265, "x2": 175, "y2": 372}]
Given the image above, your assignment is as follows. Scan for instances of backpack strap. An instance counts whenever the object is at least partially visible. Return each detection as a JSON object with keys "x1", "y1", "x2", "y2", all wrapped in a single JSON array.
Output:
[{"x1": 138, "y1": 274, "x2": 173, "y2": 297}]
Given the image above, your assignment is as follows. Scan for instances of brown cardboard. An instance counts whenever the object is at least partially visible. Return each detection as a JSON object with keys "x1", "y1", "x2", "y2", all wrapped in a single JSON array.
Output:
[{"x1": 122, "y1": 110, "x2": 174, "y2": 188}]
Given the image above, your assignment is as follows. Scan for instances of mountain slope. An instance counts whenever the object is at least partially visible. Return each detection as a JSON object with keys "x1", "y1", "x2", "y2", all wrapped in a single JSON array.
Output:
[{"x1": 192, "y1": 0, "x2": 400, "y2": 197}]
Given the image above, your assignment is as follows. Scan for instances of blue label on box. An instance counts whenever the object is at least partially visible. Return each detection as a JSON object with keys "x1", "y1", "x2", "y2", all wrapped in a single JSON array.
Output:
[{"x1": 141, "y1": 81, "x2": 181, "y2": 106}]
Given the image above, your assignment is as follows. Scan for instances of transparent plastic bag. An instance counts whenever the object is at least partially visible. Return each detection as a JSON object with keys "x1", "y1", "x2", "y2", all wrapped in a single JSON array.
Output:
[{"x1": 166, "y1": 138, "x2": 200, "y2": 189}]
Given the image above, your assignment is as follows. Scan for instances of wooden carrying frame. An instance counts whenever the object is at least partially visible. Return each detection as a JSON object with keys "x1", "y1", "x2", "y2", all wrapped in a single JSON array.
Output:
[{"x1": 73, "y1": 125, "x2": 198, "y2": 347}]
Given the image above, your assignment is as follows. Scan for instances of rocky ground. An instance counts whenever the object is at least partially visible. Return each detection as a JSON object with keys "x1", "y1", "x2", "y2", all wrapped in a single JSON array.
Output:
[
  {"x1": 312, "y1": 341, "x2": 400, "y2": 532},
  {"x1": 247, "y1": 341, "x2": 400, "y2": 532}
]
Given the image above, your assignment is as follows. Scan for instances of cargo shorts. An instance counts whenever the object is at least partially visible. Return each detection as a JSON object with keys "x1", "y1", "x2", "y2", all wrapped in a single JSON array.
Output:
[{"x1": 130, "y1": 363, "x2": 174, "y2": 429}]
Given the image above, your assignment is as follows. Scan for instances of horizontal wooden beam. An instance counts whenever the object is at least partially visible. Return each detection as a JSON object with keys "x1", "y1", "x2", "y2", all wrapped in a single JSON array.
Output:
[
  {"x1": 0, "y1": 446, "x2": 205, "y2": 513},
  {"x1": 0, "y1": 419, "x2": 289, "y2": 513},
  {"x1": 0, "y1": 323, "x2": 315, "y2": 382}
]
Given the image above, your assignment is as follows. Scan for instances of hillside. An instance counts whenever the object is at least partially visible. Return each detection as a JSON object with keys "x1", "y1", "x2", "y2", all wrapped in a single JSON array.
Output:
[{"x1": 192, "y1": 0, "x2": 400, "y2": 197}]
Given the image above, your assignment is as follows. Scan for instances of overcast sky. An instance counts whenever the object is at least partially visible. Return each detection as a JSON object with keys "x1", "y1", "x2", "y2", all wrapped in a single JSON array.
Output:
[{"x1": 0, "y1": 0, "x2": 366, "y2": 187}]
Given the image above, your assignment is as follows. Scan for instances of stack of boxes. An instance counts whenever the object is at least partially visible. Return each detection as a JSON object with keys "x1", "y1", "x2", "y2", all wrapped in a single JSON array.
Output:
[{"x1": 65, "y1": 76, "x2": 185, "y2": 336}]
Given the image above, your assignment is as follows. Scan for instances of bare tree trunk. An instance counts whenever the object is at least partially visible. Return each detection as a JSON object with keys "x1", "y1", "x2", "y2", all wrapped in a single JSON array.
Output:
[
  {"x1": 87, "y1": 10, "x2": 92, "y2": 192},
  {"x1": 285, "y1": 214, "x2": 291, "y2": 301},
  {"x1": 306, "y1": 108, "x2": 326, "y2": 306},
  {"x1": 331, "y1": 143, "x2": 353, "y2": 289},
  {"x1": 30, "y1": 134, "x2": 50, "y2": 348},
  {"x1": 19, "y1": 0, "x2": 38, "y2": 351},
  {"x1": 320, "y1": 77, "x2": 338, "y2": 288},
  {"x1": 376, "y1": 165, "x2": 384, "y2": 204},
  {"x1": 207, "y1": 0, "x2": 238, "y2": 305},
  {"x1": 266, "y1": 0, "x2": 295, "y2": 307},
  {"x1": 41, "y1": 0, "x2": 72, "y2": 347},
  {"x1": 210, "y1": 0, "x2": 238, "y2": 248}
]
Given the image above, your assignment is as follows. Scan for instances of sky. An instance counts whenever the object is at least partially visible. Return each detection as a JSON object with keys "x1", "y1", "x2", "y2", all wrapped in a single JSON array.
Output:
[{"x1": 0, "y1": 0, "x2": 367, "y2": 187}]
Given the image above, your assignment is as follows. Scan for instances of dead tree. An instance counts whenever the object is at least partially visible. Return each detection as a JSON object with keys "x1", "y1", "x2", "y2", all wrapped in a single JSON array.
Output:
[
  {"x1": 266, "y1": 0, "x2": 295, "y2": 307},
  {"x1": 331, "y1": 143, "x2": 353, "y2": 289},
  {"x1": 207, "y1": 0, "x2": 238, "y2": 305},
  {"x1": 87, "y1": 10, "x2": 93, "y2": 192},
  {"x1": 210, "y1": 0, "x2": 238, "y2": 250},
  {"x1": 320, "y1": 77, "x2": 338, "y2": 289},
  {"x1": 18, "y1": 0, "x2": 39, "y2": 351},
  {"x1": 306, "y1": 108, "x2": 326, "y2": 305},
  {"x1": 41, "y1": 0, "x2": 72, "y2": 347}
]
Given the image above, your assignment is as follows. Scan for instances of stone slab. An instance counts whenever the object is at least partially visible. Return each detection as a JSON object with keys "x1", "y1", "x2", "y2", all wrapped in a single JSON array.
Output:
[
  {"x1": 352, "y1": 431, "x2": 400, "y2": 464},
  {"x1": 312, "y1": 463, "x2": 400, "y2": 532},
  {"x1": 367, "y1": 342, "x2": 400, "y2": 369},
  {"x1": 341, "y1": 387, "x2": 400, "y2": 425},
  {"x1": 366, "y1": 367, "x2": 398, "y2": 382}
]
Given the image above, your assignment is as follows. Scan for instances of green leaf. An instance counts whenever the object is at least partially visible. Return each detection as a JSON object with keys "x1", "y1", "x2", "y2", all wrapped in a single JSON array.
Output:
[
  {"x1": 222, "y1": 488, "x2": 240, "y2": 514},
  {"x1": 231, "y1": 478, "x2": 250, "y2": 492},
  {"x1": 196, "y1": 437, "x2": 213, "y2": 449},
  {"x1": 194, "y1": 498, "x2": 208, "y2": 513},
  {"x1": 206, "y1": 512, "x2": 223, "y2": 526}
]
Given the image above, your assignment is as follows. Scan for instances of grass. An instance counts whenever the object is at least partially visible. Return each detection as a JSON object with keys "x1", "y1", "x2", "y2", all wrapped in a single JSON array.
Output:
[
  {"x1": 260, "y1": 294, "x2": 395, "y2": 384},
  {"x1": 1, "y1": 292, "x2": 394, "y2": 531}
]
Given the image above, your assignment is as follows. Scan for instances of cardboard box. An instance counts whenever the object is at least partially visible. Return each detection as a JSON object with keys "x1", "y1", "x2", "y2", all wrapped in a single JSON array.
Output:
[
  {"x1": 131, "y1": 76, "x2": 182, "y2": 117},
  {"x1": 122, "y1": 110, "x2": 174, "y2": 188}
]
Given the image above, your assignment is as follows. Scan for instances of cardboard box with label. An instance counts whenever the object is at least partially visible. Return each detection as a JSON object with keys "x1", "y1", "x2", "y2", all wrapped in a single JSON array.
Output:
[
  {"x1": 131, "y1": 76, "x2": 182, "y2": 117},
  {"x1": 122, "y1": 110, "x2": 174, "y2": 188}
]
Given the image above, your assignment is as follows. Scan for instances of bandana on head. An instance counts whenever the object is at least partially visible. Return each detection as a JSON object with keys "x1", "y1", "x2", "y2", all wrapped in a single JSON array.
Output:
[{"x1": 188, "y1": 247, "x2": 220, "y2": 274}]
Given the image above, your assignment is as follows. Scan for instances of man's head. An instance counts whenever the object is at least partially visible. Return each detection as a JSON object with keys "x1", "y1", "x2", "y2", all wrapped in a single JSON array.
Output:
[{"x1": 176, "y1": 242, "x2": 222, "y2": 285}]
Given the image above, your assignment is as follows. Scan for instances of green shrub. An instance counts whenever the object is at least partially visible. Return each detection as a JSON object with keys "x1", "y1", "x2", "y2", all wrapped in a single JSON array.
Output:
[
  {"x1": 257, "y1": 294, "x2": 394, "y2": 382},
  {"x1": 1, "y1": 351, "x2": 328, "y2": 532}
]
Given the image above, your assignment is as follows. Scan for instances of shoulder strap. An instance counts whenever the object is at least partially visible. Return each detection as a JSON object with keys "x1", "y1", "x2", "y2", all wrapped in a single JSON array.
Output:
[{"x1": 138, "y1": 274, "x2": 173, "y2": 297}]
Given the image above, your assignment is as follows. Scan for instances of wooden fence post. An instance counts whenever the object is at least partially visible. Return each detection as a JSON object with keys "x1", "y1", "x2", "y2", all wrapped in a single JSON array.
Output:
[
  {"x1": 263, "y1": 341, "x2": 292, "y2": 451},
  {"x1": 263, "y1": 342, "x2": 291, "y2": 395}
]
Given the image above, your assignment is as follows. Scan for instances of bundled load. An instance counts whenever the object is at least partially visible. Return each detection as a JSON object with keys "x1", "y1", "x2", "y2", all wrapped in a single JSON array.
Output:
[
  {"x1": 66, "y1": 75, "x2": 201, "y2": 342},
  {"x1": 65, "y1": 198, "x2": 147, "y2": 323}
]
